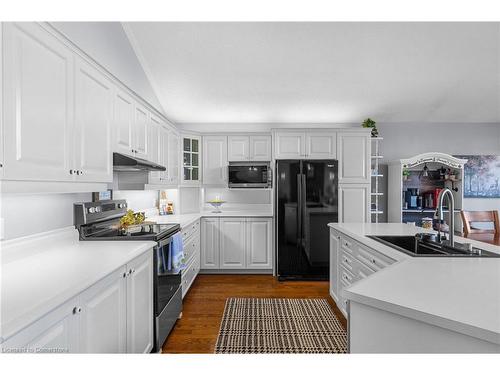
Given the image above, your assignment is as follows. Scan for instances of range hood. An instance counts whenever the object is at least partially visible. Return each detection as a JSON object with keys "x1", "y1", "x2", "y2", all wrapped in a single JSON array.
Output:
[{"x1": 113, "y1": 152, "x2": 166, "y2": 172}]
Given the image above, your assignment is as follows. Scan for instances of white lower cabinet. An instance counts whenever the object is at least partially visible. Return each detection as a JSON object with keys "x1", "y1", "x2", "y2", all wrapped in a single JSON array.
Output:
[
  {"x1": 201, "y1": 217, "x2": 273, "y2": 271},
  {"x1": 329, "y1": 228, "x2": 395, "y2": 317},
  {"x1": 246, "y1": 218, "x2": 273, "y2": 269},
  {"x1": 1, "y1": 298, "x2": 79, "y2": 353},
  {"x1": 220, "y1": 218, "x2": 246, "y2": 269},
  {"x1": 200, "y1": 217, "x2": 220, "y2": 269},
  {"x1": 180, "y1": 219, "x2": 201, "y2": 298},
  {"x1": 79, "y1": 267, "x2": 127, "y2": 353},
  {"x1": 1, "y1": 251, "x2": 154, "y2": 353},
  {"x1": 126, "y1": 251, "x2": 154, "y2": 353}
]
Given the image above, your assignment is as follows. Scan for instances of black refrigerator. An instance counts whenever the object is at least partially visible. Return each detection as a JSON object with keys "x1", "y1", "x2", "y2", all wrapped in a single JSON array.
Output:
[{"x1": 275, "y1": 160, "x2": 338, "y2": 280}]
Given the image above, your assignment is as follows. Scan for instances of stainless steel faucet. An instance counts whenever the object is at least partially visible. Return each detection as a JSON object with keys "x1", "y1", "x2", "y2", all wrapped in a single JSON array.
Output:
[{"x1": 434, "y1": 188, "x2": 455, "y2": 246}]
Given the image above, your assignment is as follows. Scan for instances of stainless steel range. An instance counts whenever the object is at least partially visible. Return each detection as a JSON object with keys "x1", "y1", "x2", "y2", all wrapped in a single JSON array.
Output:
[{"x1": 74, "y1": 199, "x2": 182, "y2": 353}]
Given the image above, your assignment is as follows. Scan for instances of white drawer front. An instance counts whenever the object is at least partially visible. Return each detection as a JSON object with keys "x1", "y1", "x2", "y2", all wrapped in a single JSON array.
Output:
[
  {"x1": 181, "y1": 255, "x2": 200, "y2": 298},
  {"x1": 356, "y1": 244, "x2": 393, "y2": 271},
  {"x1": 182, "y1": 220, "x2": 200, "y2": 243},
  {"x1": 183, "y1": 232, "x2": 200, "y2": 265}
]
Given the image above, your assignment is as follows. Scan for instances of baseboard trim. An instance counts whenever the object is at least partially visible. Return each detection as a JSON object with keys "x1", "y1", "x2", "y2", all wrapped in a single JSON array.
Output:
[{"x1": 199, "y1": 269, "x2": 273, "y2": 275}]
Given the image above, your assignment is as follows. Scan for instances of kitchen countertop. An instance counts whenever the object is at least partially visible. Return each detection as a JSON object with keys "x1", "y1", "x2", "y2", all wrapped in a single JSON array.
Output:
[
  {"x1": 148, "y1": 210, "x2": 273, "y2": 228},
  {"x1": 328, "y1": 222, "x2": 500, "y2": 345},
  {"x1": 0, "y1": 227, "x2": 156, "y2": 343}
]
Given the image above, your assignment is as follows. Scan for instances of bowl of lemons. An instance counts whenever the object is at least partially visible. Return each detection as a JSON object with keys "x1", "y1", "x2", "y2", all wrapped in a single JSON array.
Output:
[{"x1": 207, "y1": 198, "x2": 226, "y2": 213}]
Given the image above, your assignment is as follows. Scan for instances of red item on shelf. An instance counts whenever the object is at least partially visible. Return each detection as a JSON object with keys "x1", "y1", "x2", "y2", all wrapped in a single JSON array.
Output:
[{"x1": 433, "y1": 188, "x2": 443, "y2": 209}]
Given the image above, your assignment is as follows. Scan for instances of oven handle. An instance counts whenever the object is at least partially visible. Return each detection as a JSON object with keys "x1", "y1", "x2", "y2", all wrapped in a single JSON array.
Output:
[{"x1": 158, "y1": 234, "x2": 176, "y2": 248}]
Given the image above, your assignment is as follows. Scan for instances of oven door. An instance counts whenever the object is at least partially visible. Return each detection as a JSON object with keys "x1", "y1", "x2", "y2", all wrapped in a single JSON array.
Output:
[
  {"x1": 228, "y1": 163, "x2": 271, "y2": 188},
  {"x1": 155, "y1": 235, "x2": 182, "y2": 316}
]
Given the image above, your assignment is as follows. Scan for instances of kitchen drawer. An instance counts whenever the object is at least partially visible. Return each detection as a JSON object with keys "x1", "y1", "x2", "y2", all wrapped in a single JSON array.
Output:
[
  {"x1": 182, "y1": 220, "x2": 200, "y2": 243},
  {"x1": 356, "y1": 244, "x2": 394, "y2": 271},
  {"x1": 340, "y1": 250, "x2": 356, "y2": 274},
  {"x1": 183, "y1": 232, "x2": 200, "y2": 265},
  {"x1": 340, "y1": 267, "x2": 356, "y2": 288},
  {"x1": 339, "y1": 235, "x2": 356, "y2": 255},
  {"x1": 181, "y1": 254, "x2": 200, "y2": 299},
  {"x1": 355, "y1": 257, "x2": 375, "y2": 279}
]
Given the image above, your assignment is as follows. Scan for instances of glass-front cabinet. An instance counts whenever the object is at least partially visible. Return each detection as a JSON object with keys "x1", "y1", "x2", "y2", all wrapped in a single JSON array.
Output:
[{"x1": 182, "y1": 134, "x2": 201, "y2": 185}]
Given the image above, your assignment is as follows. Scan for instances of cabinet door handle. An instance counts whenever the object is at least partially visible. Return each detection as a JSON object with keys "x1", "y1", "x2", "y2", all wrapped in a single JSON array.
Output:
[
  {"x1": 76, "y1": 170, "x2": 81, "y2": 175},
  {"x1": 123, "y1": 272, "x2": 127, "y2": 278},
  {"x1": 69, "y1": 169, "x2": 74, "y2": 175},
  {"x1": 72, "y1": 306, "x2": 82, "y2": 314}
]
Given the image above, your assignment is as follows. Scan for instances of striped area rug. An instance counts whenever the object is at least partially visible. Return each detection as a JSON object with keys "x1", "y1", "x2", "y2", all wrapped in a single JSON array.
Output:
[{"x1": 214, "y1": 298, "x2": 347, "y2": 354}]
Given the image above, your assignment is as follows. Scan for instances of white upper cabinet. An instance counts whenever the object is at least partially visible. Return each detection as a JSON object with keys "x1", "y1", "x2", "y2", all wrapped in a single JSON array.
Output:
[
  {"x1": 114, "y1": 90, "x2": 135, "y2": 156},
  {"x1": 337, "y1": 132, "x2": 370, "y2": 183},
  {"x1": 250, "y1": 136, "x2": 272, "y2": 161},
  {"x1": 246, "y1": 218, "x2": 272, "y2": 269},
  {"x1": 228, "y1": 136, "x2": 250, "y2": 161},
  {"x1": 339, "y1": 184, "x2": 370, "y2": 223},
  {"x1": 274, "y1": 132, "x2": 305, "y2": 159},
  {"x1": 148, "y1": 115, "x2": 162, "y2": 183},
  {"x1": 2, "y1": 22, "x2": 74, "y2": 181},
  {"x1": 275, "y1": 131, "x2": 338, "y2": 160},
  {"x1": 181, "y1": 134, "x2": 201, "y2": 185},
  {"x1": 305, "y1": 132, "x2": 337, "y2": 159},
  {"x1": 133, "y1": 103, "x2": 149, "y2": 159},
  {"x1": 126, "y1": 252, "x2": 154, "y2": 354},
  {"x1": 159, "y1": 127, "x2": 169, "y2": 183},
  {"x1": 78, "y1": 267, "x2": 127, "y2": 353},
  {"x1": 228, "y1": 135, "x2": 272, "y2": 161},
  {"x1": 73, "y1": 57, "x2": 113, "y2": 182},
  {"x1": 220, "y1": 218, "x2": 246, "y2": 269},
  {"x1": 203, "y1": 136, "x2": 228, "y2": 185},
  {"x1": 167, "y1": 130, "x2": 180, "y2": 185}
]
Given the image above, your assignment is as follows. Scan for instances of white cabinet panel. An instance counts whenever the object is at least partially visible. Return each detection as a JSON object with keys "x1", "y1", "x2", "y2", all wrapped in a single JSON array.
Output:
[
  {"x1": 329, "y1": 230, "x2": 340, "y2": 302},
  {"x1": 202, "y1": 136, "x2": 227, "y2": 185},
  {"x1": 167, "y1": 130, "x2": 180, "y2": 185},
  {"x1": 3, "y1": 22, "x2": 73, "y2": 181},
  {"x1": 74, "y1": 57, "x2": 113, "y2": 182},
  {"x1": 126, "y1": 252, "x2": 153, "y2": 354},
  {"x1": 114, "y1": 89, "x2": 134, "y2": 156},
  {"x1": 337, "y1": 133, "x2": 370, "y2": 183},
  {"x1": 228, "y1": 136, "x2": 250, "y2": 161},
  {"x1": 339, "y1": 184, "x2": 370, "y2": 223},
  {"x1": 79, "y1": 267, "x2": 127, "y2": 353},
  {"x1": 201, "y1": 218, "x2": 220, "y2": 269},
  {"x1": 1, "y1": 297, "x2": 79, "y2": 353},
  {"x1": 306, "y1": 132, "x2": 337, "y2": 159},
  {"x1": 274, "y1": 132, "x2": 305, "y2": 159},
  {"x1": 250, "y1": 136, "x2": 272, "y2": 161},
  {"x1": 246, "y1": 218, "x2": 272, "y2": 269},
  {"x1": 113, "y1": 90, "x2": 134, "y2": 155},
  {"x1": 148, "y1": 115, "x2": 162, "y2": 183},
  {"x1": 160, "y1": 127, "x2": 169, "y2": 183},
  {"x1": 133, "y1": 103, "x2": 149, "y2": 159},
  {"x1": 220, "y1": 218, "x2": 246, "y2": 269}
]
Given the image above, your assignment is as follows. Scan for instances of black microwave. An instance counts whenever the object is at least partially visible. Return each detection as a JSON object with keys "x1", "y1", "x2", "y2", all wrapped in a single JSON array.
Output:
[{"x1": 228, "y1": 162, "x2": 272, "y2": 188}]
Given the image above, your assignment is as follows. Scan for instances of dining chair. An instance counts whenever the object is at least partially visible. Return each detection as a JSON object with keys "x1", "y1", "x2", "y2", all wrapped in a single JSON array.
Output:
[{"x1": 460, "y1": 210, "x2": 500, "y2": 237}]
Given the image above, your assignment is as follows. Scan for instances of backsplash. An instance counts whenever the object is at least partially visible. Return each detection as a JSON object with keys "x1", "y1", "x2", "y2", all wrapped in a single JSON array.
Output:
[{"x1": 0, "y1": 192, "x2": 91, "y2": 240}]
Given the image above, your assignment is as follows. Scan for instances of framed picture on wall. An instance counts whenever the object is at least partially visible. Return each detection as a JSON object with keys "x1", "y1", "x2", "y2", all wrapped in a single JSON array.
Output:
[{"x1": 454, "y1": 155, "x2": 500, "y2": 198}]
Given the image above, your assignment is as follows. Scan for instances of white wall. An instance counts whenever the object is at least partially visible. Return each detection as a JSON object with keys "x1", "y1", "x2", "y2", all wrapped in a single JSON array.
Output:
[
  {"x1": 50, "y1": 22, "x2": 164, "y2": 113},
  {"x1": 0, "y1": 193, "x2": 91, "y2": 240},
  {"x1": 377, "y1": 122, "x2": 500, "y2": 212},
  {"x1": 113, "y1": 190, "x2": 158, "y2": 215}
]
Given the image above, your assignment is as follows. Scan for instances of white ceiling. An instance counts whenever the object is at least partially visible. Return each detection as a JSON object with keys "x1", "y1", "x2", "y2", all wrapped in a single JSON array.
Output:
[{"x1": 125, "y1": 22, "x2": 500, "y2": 124}]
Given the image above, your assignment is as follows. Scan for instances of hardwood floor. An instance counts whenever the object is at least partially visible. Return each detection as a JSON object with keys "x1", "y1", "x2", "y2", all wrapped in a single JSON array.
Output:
[{"x1": 161, "y1": 274, "x2": 346, "y2": 354}]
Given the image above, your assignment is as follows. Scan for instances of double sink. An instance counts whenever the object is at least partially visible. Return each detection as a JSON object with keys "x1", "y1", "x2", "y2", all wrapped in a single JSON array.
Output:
[{"x1": 368, "y1": 234, "x2": 500, "y2": 258}]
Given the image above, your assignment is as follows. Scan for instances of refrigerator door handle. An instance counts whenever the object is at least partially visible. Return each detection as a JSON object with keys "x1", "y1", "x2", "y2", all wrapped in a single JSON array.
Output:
[
  {"x1": 297, "y1": 173, "x2": 302, "y2": 246},
  {"x1": 301, "y1": 173, "x2": 307, "y2": 247}
]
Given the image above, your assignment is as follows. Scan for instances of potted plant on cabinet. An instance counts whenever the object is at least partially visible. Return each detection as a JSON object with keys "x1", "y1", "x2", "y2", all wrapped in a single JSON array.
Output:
[{"x1": 362, "y1": 118, "x2": 379, "y2": 137}]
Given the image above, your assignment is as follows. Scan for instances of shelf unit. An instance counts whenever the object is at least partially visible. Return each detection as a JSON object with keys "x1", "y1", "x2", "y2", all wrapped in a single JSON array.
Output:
[
  {"x1": 371, "y1": 137, "x2": 383, "y2": 223},
  {"x1": 388, "y1": 152, "x2": 467, "y2": 227}
]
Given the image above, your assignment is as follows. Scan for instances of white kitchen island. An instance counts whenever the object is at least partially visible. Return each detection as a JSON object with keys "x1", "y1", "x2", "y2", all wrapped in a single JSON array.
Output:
[{"x1": 329, "y1": 223, "x2": 500, "y2": 353}]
